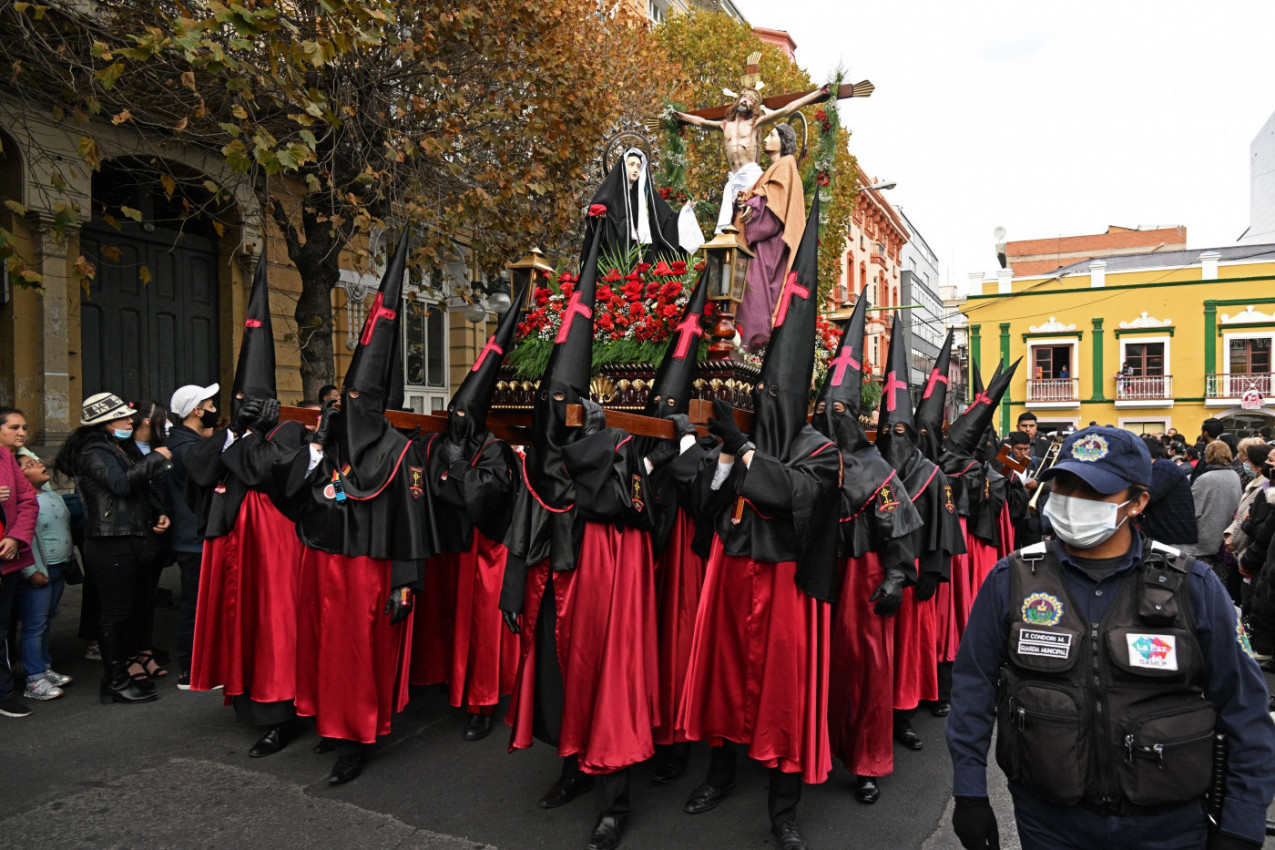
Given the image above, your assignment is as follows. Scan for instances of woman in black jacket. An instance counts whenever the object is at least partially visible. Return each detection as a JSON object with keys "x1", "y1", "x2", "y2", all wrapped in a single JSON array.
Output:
[{"x1": 55, "y1": 393, "x2": 172, "y2": 704}]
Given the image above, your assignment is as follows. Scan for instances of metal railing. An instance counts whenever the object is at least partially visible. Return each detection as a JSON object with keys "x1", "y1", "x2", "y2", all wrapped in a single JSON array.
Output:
[
  {"x1": 1026, "y1": 378, "x2": 1079, "y2": 402},
  {"x1": 1115, "y1": 374, "x2": 1172, "y2": 400},
  {"x1": 1206, "y1": 373, "x2": 1273, "y2": 398}
]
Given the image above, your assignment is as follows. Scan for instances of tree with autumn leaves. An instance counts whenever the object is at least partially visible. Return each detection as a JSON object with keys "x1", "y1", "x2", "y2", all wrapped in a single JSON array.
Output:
[{"x1": 0, "y1": 2, "x2": 859, "y2": 394}]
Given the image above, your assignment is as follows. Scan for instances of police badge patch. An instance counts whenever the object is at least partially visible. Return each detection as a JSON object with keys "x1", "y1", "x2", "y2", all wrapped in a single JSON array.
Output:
[
  {"x1": 1021, "y1": 592, "x2": 1064, "y2": 627},
  {"x1": 1071, "y1": 434, "x2": 1110, "y2": 463}
]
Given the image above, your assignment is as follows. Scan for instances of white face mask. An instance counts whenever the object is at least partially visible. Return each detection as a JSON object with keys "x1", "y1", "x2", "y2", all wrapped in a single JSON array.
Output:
[{"x1": 1044, "y1": 493, "x2": 1131, "y2": 549}]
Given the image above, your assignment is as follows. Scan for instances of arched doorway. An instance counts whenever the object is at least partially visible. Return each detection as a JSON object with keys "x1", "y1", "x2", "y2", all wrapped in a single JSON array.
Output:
[
  {"x1": 80, "y1": 160, "x2": 222, "y2": 403},
  {"x1": 1218, "y1": 407, "x2": 1275, "y2": 437}
]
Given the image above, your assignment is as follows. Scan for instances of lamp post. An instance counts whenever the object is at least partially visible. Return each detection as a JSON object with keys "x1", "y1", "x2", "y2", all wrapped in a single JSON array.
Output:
[
  {"x1": 701, "y1": 230, "x2": 754, "y2": 359},
  {"x1": 506, "y1": 247, "x2": 554, "y2": 310}
]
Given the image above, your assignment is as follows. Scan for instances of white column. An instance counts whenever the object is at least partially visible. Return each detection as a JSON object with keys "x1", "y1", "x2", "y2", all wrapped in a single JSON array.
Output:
[
  {"x1": 996, "y1": 268, "x2": 1013, "y2": 294},
  {"x1": 1199, "y1": 251, "x2": 1221, "y2": 280},
  {"x1": 1089, "y1": 259, "x2": 1106, "y2": 288}
]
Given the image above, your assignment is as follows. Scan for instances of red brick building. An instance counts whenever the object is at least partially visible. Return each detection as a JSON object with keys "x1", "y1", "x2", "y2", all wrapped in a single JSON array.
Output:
[{"x1": 1006, "y1": 225, "x2": 1186, "y2": 277}]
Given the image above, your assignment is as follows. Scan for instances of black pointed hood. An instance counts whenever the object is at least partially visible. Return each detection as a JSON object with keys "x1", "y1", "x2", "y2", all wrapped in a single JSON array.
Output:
[
  {"x1": 231, "y1": 251, "x2": 277, "y2": 404},
  {"x1": 528, "y1": 226, "x2": 602, "y2": 507},
  {"x1": 752, "y1": 192, "x2": 821, "y2": 461},
  {"x1": 387, "y1": 310, "x2": 405, "y2": 413},
  {"x1": 337, "y1": 232, "x2": 410, "y2": 484},
  {"x1": 449, "y1": 279, "x2": 530, "y2": 456},
  {"x1": 914, "y1": 329, "x2": 953, "y2": 463},
  {"x1": 941, "y1": 357, "x2": 1020, "y2": 470},
  {"x1": 969, "y1": 358, "x2": 985, "y2": 407},
  {"x1": 812, "y1": 291, "x2": 870, "y2": 451},
  {"x1": 645, "y1": 267, "x2": 709, "y2": 417},
  {"x1": 874, "y1": 312, "x2": 917, "y2": 470}
]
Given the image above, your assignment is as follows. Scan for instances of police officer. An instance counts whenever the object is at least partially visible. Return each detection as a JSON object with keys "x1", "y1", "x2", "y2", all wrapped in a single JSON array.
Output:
[{"x1": 946, "y1": 426, "x2": 1275, "y2": 850}]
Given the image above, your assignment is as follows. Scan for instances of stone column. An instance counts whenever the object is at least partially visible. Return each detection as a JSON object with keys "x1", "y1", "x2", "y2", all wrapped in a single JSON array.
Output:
[{"x1": 30, "y1": 214, "x2": 77, "y2": 444}]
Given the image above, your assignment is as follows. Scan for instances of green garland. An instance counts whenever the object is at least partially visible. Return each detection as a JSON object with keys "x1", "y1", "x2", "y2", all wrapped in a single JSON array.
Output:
[
  {"x1": 803, "y1": 71, "x2": 844, "y2": 236},
  {"x1": 506, "y1": 335, "x2": 710, "y2": 381}
]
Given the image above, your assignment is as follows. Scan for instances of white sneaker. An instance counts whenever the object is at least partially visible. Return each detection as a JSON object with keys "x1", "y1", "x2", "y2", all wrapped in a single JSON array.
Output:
[
  {"x1": 23, "y1": 677, "x2": 64, "y2": 701},
  {"x1": 44, "y1": 669, "x2": 73, "y2": 687},
  {"x1": 85, "y1": 643, "x2": 101, "y2": 661}
]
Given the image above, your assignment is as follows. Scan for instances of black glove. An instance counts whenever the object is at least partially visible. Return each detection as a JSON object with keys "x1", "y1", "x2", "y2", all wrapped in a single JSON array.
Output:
[
  {"x1": 869, "y1": 568, "x2": 908, "y2": 617},
  {"x1": 439, "y1": 440, "x2": 465, "y2": 468},
  {"x1": 915, "y1": 571, "x2": 940, "y2": 602},
  {"x1": 233, "y1": 397, "x2": 263, "y2": 434},
  {"x1": 384, "y1": 586, "x2": 413, "y2": 625},
  {"x1": 708, "y1": 398, "x2": 749, "y2": 456},
  {"x1": 253, "y1": 398, "x2": 280, "y2": 433},
  {"x1": 669, "y1": 413, "x2": 696, "y2": 440},
  {"x1": 952, "y1": 797, "x2": 999, "y2": 850},
  {"x1": 1208, "y1": 832, "x2": 1262, "y2": 850},
  {"x1": 312, "y1": 400, "x2": 339, "y2": 447},
  {"x1": 502, "y1": 609, "x2": 521, "y2": 635},
  {"x1": 647, "y1": 440, "x2": 679, "y2": 470},
  {"x1": 580, "y1": 399, "x2": 607, "y2": 435}
]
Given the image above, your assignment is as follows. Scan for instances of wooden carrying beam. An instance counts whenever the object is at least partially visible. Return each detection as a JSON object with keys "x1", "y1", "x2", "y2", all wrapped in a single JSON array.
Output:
[
  {"x1": 276, "y1": 405, "x2": 532, "y2": 445},
  {"x1": 687, "y1": 398, "x2": 878, "y2": 442},
  {"x1": 563, "y1": 404, "x2": 709, "y2": 438}
]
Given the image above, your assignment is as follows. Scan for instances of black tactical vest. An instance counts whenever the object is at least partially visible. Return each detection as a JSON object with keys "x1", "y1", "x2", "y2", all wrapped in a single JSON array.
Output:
[{"x1": 994, "y1": 539, "x2": 1216, "y2": 809}]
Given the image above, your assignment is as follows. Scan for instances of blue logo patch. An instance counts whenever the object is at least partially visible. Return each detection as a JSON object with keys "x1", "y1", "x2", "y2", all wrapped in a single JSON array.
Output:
[{"x1": 1071, "y1": 434, "x2": 1110, "y2": 463}]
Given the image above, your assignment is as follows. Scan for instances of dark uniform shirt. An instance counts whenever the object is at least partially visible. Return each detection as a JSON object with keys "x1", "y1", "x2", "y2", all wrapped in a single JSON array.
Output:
[{"x1": 947, "y1": 536, "x2": 1275, "y2": 844}]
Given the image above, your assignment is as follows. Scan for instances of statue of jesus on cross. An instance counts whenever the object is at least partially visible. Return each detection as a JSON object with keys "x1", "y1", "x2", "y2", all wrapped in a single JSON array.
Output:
[{"x1": 672, "y1": 54, "x2": 873, "y2": 235}]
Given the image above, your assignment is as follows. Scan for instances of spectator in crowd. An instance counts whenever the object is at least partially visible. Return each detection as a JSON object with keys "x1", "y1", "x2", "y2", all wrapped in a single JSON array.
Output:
[
  {"x1": 1242, "y1": 451, "x2": 1275, "y2": 663},
  {"x1": 1192, "y1": 418, "x2": 1226, "y2": 482},
  {"x1": 119, "y1": 400, "x2": 174, "y2": 683},
  {"x1": 1228, "y1": 442, "x2": 1272, "y2": 618},
  {"x1": 1259, "y1": 425, "x2": 1272, "y2": 442},
  {"x1": 0, "y1": 407, "x2": 39, "y2": 718},
  {"x1": 15, "y1": 449, "x2": 75, "y2": 701},
  {"x1": 54, "y1": 393, "x2": 172, "y2": 705},
  {"x1": 1182, "y1": 440, "x2": 1243, "y2": 600},
  {"x1": 1185, "y1": 444, "x2": 1201, "y2": 469},
  {"x1": 1016, "y1": 412, "x2": 1050, "y2": 460},
  {"x1": 166, "y1": 383, "x2": 220, "y2": 687},
  {"x1": 318, "y1": 384, "x2": 340, "y2": 404},
  {"x1": 1137, "y1": 436, "x2": 1198, "y2": 546},
  {"x1": 1218, "y1": 433, "x2": 1250, "y2": 486}
]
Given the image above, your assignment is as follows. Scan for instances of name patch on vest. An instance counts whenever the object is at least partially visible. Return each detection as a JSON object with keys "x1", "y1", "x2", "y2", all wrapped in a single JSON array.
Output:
[
  {"x1": 1126, "y1": 634, "x2": 1178, "y2": 671},
  {"x1": 1017, "y1": 629, "x2": 1072, "y2": 659}
]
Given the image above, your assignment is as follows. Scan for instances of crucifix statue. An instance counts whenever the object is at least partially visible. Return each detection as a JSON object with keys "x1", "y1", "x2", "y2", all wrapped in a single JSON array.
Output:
[{"x1": 672, "y1": 52, "x2": 874, "y2": 235}]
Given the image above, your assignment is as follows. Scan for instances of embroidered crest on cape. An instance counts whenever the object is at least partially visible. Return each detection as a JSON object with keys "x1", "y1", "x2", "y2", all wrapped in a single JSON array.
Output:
[
  {"x1": 409, "y1": 466, "x2": 424, "y2": 500},
  {"x1": 877, "y1": 482, "x2": 900, "y2": 513},
  {"x1": 631, "y1": 474, "x2": 645, "y2": 513},
  {"x1": 944, "y1": 485, "x2": 955, "y2": 514}
]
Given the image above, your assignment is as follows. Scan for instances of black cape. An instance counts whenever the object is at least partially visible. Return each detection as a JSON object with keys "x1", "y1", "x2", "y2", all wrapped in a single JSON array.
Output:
[
  {"x1": 185, "y1": 420, "x2": 309, "y2": 538},
  {"x1": 419, "y1": 432, "x2": 516, "y2": 553},
  {"x1": 897, "y1": 448, "x2": 965, "y2": 579},
  {"x1": 835, "y1": 445, "x2": 923, "y2": 579}
]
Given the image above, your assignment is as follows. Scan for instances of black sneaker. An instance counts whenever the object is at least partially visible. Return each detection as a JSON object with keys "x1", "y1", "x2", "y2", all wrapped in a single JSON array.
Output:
[
  {"x1": 0, "y1": 697, "x2": 33, "y2": 718},
  {"x1": 177, "y1": 671, "x2": 191, "y2": 691}
]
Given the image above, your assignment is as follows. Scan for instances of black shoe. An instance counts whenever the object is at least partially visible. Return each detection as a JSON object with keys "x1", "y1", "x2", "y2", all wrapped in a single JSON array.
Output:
[
  {"x1": 930, "y1": 700, "x2": 951, "y2": 717},
  {"x1": 538, "y1": 772, "x2": 595, "y2": 809},
  {"x1": 462, "y1": 713, "x2": 494, "y2": 742},
  {"x1": 894, "y1": 727, "x2": 923, "y2": 751},
  {"x1": 328, "y1": 749, "x2": 367, "y2": 785},
  {"x1": 853, "y1": 775, "x2": 880, "y2": 804},
  {"x1": 313, "y1": 738, "x2": 337, "y2": 755},
  {"x1": 770, "y1": 820, "x2": 808, "y2": 850},
  {"x1": 250, "y1": 721, "x2": 300, "y2": 758},
  {"x1": 683, "y1": 781, "x2": 734, "y2": 814},
  {"x1": 651, "y1": 755, "x2": 689, "y2": 785},
  {"x1": 586, "y1": 815, "x2": 625, "y2": 850},
  {"x1": 0, "y1": 697, "x2": 33, "y2": 718}
]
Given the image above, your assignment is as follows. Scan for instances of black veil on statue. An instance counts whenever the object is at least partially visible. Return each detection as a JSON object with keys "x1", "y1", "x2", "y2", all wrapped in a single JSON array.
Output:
[
  {"x1": 529, "y1": 226, "x2": 603, "y2": 509},
  {"x1": 447, "y1": 279, "x2": 530, "y2": 459},
  {"x1": 231, "y1": 251, "x2": 277, "y2": 417},
  {"x1": 914, "y1": 329, "x2": 954, "y2": 463},
  {"x1": 752, "y1": 193, "x2": 822, "y2": 462},
  {"x1": 874, "y1": 312, "x2": 918, "y2": 471},
  {"x1": 335, "y1": 232, "x2": 411, "y2": 495},
  {"x1": 586, "y1": 147, "x2": 684, "y2": 267}
]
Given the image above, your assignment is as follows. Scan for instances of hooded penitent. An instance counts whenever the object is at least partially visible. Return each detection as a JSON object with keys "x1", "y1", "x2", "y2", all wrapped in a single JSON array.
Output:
[
  {"x1": 336, "y1": 231, "x2": 411, "y2": 493},
  {"x1": 231, "y1": 251, "x2": 277, "y2": 412},
  {"x1": 587, "y1": 147, "x2": 683, "y2": 265},
  {"x1": 914, "y1": 329, "x2": 953, "y2": 463},
  {"x1": 752, "y1": 192, "x2": 822, "y2": 462},
  {"x1": 874, "y1": 312, "x2": 918, "y2": 471},
  {"x1": 812, "y1": 289, "x2": 870, "y2": 453},
  {"x1": 528, "y1": 226, "x2": 603, "y2": 509},
  {"x1": 448, "y1": 279, "x2": 530, "y2": 458},
  {"x1": 644, "y1": 267, "x2": 709, "y2": 418},
  {"x1": 940, "y1": 359, "x2": 1020, "y2": 475}
]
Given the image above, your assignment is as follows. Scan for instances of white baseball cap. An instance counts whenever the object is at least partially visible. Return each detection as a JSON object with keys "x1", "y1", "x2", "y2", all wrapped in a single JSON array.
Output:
[{"x1": 170, "y1": 384, "x2": 220, "y2": 419}]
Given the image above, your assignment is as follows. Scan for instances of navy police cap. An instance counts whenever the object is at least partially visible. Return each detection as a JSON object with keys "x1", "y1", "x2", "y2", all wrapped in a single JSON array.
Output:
[{"x1": 1039, "y1": 425, "x2": 1152, "y2": 495}]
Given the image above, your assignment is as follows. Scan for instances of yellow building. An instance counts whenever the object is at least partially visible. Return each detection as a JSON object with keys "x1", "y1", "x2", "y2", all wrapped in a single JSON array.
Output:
[{"x1": 961, "y1": 244, "x2": 1275, "y2": 438}]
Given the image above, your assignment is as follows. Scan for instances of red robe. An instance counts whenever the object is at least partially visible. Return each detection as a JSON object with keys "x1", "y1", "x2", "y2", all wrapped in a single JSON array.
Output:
[
  {"x1": 410, "y1": 532, "x2": 519, "y2": 710},
  {"x1": 828, "y1": 552, "x2": 894, "y2": 777},
  {"x1": 677, "y1": 538, "x2": 832, "y2": 785},
  {"x1": 190, "y1": 490, "x2": 302, "y2": 701},
  {"x1": 893, "y1": 585, "x2": 938, "y2": 709},
  {"x1": 505, "y1": 521, "x2": 660, "y2": 774},
  {"x1": 294, "y1": 548, "x2": 414, "y2": 744},
  {"x1": 652, "y1": 509, "x2": 707, "y2": 747}
]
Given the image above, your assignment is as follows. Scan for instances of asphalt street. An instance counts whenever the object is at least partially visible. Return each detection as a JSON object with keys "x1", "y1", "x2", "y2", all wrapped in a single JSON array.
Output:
[{"x1": 2, "y1": 569, "x2": 1269, "y2": 849}]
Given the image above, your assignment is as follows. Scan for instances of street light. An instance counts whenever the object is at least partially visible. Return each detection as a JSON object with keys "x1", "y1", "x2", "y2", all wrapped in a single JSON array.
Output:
[
  {"x1": 865, "y1": 181, "x2": 896, "y2": 191},
  {"x1": 506, "y1": 246, "x2": 554, "y2": 310}
]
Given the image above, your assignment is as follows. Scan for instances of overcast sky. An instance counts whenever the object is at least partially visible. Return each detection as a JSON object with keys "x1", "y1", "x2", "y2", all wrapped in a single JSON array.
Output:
[{"x1": 728, "y1": 0, "x2": 1275, "y2": 293}]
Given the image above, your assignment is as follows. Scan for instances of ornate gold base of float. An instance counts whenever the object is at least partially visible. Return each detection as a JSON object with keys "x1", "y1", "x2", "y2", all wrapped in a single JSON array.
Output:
[{"x1": 491, "y1": 359, "x2": 759, "y2": 412}]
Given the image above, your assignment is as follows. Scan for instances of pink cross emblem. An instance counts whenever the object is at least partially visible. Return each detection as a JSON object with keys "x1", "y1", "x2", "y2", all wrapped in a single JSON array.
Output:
[
  {"x1": 471, "y1": 335, "x2": 504, "y2": 372},
  {"x1": 922, "y1": 368, "x2": 948, "y2": 399},
  {"x1": 555, "y1": 290, "x2": 593, "y2": 344},
  {"x1": 773, "y1": 271, "x2": 809, "y2": 328},
  {"x1": 359, "y1": 293, "x2": 397, "y2": 345},
  {"x1": 672, "y1": 312, "x2": 703, "y2": 359},
  {"x1": 883, "y1": 370, "x2": 908, "y2": 412},
  {"x1": 828, "y1": 344, "x2": 861, "y2": 387}
]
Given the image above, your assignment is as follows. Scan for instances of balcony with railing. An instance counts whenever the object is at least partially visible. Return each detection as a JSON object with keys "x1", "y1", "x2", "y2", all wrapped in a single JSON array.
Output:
[
  {"x1": 1026, "y1": 378, "x2": 1080, "y2": 406},
  {"x1": 1206, "y1": 373, "x2": 1273, "y2": 402},
  {"x1": 1115, "y1": 374, "x2": 1173, "y2": 404}
]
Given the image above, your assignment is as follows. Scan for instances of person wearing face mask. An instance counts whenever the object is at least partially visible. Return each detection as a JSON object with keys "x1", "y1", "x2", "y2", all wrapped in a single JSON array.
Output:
[
  {"x1": 54, "y1": 393, "x2": 172, "y2": 705},
  {"x1": 1239, "y1": 452, "x2": 1275, "y2": 664},
  {"x1": 409, "y1": 280, "x2": 527, "y2": 742},
  {"x1": 947, "y1": 425, "x2": 1275, "y2": 850}
]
